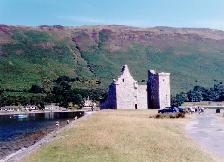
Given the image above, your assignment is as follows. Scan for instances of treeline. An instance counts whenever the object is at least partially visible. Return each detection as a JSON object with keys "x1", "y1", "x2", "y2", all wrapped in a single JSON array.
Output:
[
  {"x1": 172, "y1": 82, "x2": 224, "y2": 107},
  {"x1": 0, "y1": 76, "x2": 107, "y2": 108}
]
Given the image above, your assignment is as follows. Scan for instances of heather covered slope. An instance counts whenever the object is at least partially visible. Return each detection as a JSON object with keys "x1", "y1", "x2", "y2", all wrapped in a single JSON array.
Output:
[{"x1": 1, "y1": 25, "x2": 224, "y2": 94}]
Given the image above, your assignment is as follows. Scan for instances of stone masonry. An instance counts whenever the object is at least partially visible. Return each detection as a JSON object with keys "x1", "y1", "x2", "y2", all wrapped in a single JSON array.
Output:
[
  {"x1": 148, "y1": 70, "x2": 171, "y2": 109},
  {"x1": 100, "y1": 65, "x2": 171, "y2": 109}
]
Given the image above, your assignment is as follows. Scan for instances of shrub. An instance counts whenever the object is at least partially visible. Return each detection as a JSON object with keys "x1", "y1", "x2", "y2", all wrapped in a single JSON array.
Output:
[
  {"x1": 29, "y1": 84, "x2": 43, "y2": 93},
  {"x1": 152, "y1": 112, "x2": 185, "y2": 119}
]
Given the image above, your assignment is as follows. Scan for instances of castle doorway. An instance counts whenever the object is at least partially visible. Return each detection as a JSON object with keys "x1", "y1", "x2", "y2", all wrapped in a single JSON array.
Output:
[{"x1": 135, "y1": 104, "x2": 138, "y2": 109}]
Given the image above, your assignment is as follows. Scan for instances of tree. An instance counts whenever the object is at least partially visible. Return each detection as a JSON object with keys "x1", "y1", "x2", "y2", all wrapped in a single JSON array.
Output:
[
  {"x1": 52, "y1": 80, "x2": 71, "y2": 96},
  {"x1": 29, "y1": 84, "x2": 43, "y2": 93},
  {"x1": 218, "y1": 92, "x2": 224, "y2": 101},
  {"x1": 42, "y1": 77, "x2": 53, "y2": 94},
  {"x1": 171, "y1": 92, "x2": 188, "y2": 107},
  {"x1": 214, "y1": 83, "x2": 224, "y2": 101},
  {"x1": 70, "y1": 94, "x2": 83, "y2": 107},
  {"x1": 0, "y1": 88, "x2": 3, "y2": 96},
  {"x1": 207, "y1": 88, "x2": 219, "y2": 101},
  {"x1": 51, "y1": 77, "x2": 73, "y2": 108},
  {"x1": 0, "y1": 84, "x2": 3, "y2": 107},
  {"x1": 187, "y1": 90, "x2": 203, "y2": 102},
  {"x1": 0, "y1": 79, "x2": 3, "y2": 96},
  {"x1": 55, "y1": 76, "x2": 71, "y2": 83}
]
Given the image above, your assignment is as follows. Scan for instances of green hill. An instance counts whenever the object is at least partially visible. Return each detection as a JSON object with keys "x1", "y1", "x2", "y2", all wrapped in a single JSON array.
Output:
[{"x1": 1, "y1": 25, "x2": 224, "y2": 95}]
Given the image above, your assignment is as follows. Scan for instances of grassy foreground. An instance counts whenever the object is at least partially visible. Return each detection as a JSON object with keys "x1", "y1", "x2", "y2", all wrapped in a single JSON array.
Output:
[{"x1": 22, "y1": 110, "x2": 217, "y2": 162}]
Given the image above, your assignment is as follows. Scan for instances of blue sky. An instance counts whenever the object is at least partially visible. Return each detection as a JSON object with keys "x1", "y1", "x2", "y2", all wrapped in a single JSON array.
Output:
[{"x1": 0, "y1": 0, "x2": 224, "y2": 29}]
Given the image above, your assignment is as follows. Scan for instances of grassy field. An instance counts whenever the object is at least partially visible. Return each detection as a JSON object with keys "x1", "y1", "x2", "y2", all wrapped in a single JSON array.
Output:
[{"x1": 22, "y1": 110, "x2": 218, "y2": 162}]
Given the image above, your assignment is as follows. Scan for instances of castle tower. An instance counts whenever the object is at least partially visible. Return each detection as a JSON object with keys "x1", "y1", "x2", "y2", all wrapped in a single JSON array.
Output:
[
  {"x1": 100, "y1": 65, "x2": 147, "y2": 109},
  {"x1": 100, "y1": 65, "x2": 170, "y2": 110},
  {"x1": 148, "y1": 70, "x2": 171, "y2": 109},
  {"x1": 115, "y1": 65, "x2": 138, "y2": 109}
]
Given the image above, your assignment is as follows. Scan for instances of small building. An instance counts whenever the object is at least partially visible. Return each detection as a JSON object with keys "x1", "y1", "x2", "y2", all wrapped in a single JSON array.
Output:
[
  {"x1": 100, "y1": 65, "x2": 171, "y2": 109},
  {"x1": 83, "y1": 97, "x2": 97, "y2": 110},
  {"x1": 25, "y1": 105, "x2": 38, "y2": 111},
  {"x1": 83, "y1": 97, "x2": 93, "y2": 108},
  {"x1": 45, "y1": 103, "x2": 60, "y2": 111},
  {"x1": 0, "y1": 106, "x2": 22, "y2": 112}
]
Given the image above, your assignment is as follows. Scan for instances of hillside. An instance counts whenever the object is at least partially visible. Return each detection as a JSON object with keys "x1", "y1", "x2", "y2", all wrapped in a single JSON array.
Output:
[{"x1": 1, "y1": 24, "x2": 224, "y2": 95}]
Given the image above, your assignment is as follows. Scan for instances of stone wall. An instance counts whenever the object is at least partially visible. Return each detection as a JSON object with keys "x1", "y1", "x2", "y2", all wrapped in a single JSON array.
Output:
[
  {"x1": 148, "y1": 70, "x2": 171, "y2": 109},
  {"x1": 100, "y1": 65, "x2": 171, "y2": 110},
  {"x1": 148, "y1": 70, "x2": 160, "y2": 109},
  {"x1": 158, "y1": 73, "x2": 171, "y2": 109},
  {"x1": 137, "y1": 85, "x2": 148, "y2": 109},
  {"x1": 100, "y1": 81, "x2": 117, "y2": 109},
  {"x1": 116, "y1": 65, "x2": 138, "y2": 109}
]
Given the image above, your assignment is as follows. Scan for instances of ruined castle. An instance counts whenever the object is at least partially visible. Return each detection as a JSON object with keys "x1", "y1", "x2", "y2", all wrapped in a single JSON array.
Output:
[{"x1": 100, "y1": 65, "x2": 171, "y2": 109}]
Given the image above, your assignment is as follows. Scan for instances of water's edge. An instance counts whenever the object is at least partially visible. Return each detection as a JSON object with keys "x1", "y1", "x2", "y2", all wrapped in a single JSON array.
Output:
[
  {"x1": 1, "y1": 129, "x2": 57, "y2": 162},
  {"x1": 0, "y1": 111, "x2": 90, "y2": 162}
]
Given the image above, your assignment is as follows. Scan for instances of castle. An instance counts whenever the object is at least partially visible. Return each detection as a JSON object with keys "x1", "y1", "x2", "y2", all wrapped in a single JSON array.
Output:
[{"x1": 100, "y1": 65, "x2": 171, "y2": 109}]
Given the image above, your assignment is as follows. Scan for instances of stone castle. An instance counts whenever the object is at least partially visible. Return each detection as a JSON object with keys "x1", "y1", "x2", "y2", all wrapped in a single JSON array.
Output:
[{"x1": 100, "y1": 65, "x2": 171, "y2": 109}]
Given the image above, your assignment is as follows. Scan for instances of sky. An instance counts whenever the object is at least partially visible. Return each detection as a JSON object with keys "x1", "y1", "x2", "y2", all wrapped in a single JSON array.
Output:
[{"x1": 0, "y1": 0, "x2": 224, "y2": 30}]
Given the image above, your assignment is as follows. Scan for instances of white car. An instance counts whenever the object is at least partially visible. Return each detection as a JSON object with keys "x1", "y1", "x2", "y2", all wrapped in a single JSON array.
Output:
[{"x1": 187, "y1": 107, "x2": 196, "y2": 113}]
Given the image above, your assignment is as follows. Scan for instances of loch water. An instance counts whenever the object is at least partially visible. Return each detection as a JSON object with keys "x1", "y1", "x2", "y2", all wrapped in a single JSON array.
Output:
[{"x1": 0, "y1": 111, "x2": 84, "y2": 159}]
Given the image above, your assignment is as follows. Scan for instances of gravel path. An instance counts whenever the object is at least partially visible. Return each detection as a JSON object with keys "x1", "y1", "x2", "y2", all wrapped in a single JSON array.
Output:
[{"x1": 186, "y1": 110, "x2": 224, "y2": 159}]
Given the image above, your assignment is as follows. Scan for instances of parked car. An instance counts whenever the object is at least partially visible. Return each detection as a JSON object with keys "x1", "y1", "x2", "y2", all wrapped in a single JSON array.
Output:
[
  {"x1": 158, "y1": 107, "x2": 184, "y2": 113},
  {"x1": 186, "y1": 107, "x2": 196, "y2": 113}
]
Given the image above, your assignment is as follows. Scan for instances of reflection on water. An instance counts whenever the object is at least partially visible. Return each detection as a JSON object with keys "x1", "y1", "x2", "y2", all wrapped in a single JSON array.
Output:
[
  {"x1": 45, "y1": 112, "x2": 54, "y2": 119},
  {"x1": 0, "y1": 111, "x2": 84, "y2": 159}
]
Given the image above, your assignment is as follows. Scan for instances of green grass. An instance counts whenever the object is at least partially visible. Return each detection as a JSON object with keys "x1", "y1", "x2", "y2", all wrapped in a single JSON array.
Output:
[
  {"x1": 0, "y1": 29, "x2": 93, "y2": 91},
  {"x1": 1, "y1": 27, "x2": 224, "y2": 95},
  {"x1": 82, "y1": 42, "x2": 224, "y2": 94}
]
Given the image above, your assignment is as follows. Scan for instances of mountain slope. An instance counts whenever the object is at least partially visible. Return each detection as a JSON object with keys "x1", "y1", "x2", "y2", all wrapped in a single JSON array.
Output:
[{"x1": 1, "y1": 25, "x2": 224, "y2": 94}]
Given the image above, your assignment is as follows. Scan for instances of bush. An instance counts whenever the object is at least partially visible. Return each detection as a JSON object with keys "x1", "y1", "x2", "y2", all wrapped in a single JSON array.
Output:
[
  {"x1": 29, "y1": 84, "x2": 43, "y2": 93},
  {"x1": 152, "y1": 112, "x2": 185, "y2": 119}
]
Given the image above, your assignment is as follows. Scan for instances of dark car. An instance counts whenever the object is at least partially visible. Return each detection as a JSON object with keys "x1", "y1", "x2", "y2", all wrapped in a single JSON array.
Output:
[{"x1": 158, "y1": 107, "x2": 184, "y2": 113}]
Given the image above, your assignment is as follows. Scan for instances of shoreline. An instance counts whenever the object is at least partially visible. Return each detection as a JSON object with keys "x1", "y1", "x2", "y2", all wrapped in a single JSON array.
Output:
[
  {"x1": 0, "y1": 110, "x2": 86, "y2": 116},
  {"x1": 0, "y1": 111, "x2": 94, "y2": 162}
]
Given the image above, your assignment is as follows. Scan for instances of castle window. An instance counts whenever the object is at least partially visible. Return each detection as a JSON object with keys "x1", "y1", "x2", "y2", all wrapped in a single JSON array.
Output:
[{"x1": 122, "y1": 79, "x2": 124, "y2": 82}]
